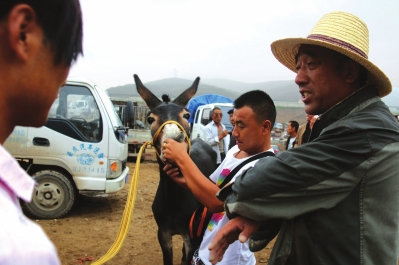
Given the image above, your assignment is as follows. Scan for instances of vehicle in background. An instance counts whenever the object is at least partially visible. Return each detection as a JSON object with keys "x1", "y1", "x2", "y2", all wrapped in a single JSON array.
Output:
[
  {"x1": 68, "y1": 99, "x2": 91, "y2": 117},
  {"x1": 4, "y1": 78, "x2": 129, "y2": 219},
  {"x1": 112, "y1": 100, "x2": 152, "y2": 159},
  {"x1": 190, "y1": 102, "x2": 234, "y2": 141},
  {"x1": 186, "y1": 94, "x2": 234, "y2": 141}
]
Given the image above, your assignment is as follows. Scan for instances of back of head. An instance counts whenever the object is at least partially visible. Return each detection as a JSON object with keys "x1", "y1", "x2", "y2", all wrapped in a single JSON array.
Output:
[
  {"x1": 234, "y1": 90, "x2": 276, "y2": 126},
  {"x1": 0, "y1": 0, "x2": 83, "y2": 66}
]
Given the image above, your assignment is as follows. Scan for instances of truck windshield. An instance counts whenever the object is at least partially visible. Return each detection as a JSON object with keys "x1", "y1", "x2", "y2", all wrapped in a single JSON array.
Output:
[
  {"x1": 95, "y1": 85, "x2": 123, "y2": 128},
  {"x1": 47, "y1": 84, "x2": 103, "y2": 142}
]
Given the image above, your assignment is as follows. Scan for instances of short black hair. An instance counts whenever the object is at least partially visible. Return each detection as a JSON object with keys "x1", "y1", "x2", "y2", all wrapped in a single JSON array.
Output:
[
  {"x1": 289, "y1": 120, "x2": 299, "y2": 132},
  {"x1": 0, "y1": 0, "x2": 83, "y2": 66},
  {"x1": 234, "y1": 90, "x2": 276, "y2": 126}
]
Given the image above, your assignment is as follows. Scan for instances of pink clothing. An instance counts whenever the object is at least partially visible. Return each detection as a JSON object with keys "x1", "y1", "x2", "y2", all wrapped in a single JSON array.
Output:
[{"x1": 0, "y1": 145, "x2": 60, "y2": 265}]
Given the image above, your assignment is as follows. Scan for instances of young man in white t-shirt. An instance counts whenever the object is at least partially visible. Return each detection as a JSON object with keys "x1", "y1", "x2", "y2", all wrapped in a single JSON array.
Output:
[{"x1": 162, "y1": 90, "x2": 277, "y2": 265}]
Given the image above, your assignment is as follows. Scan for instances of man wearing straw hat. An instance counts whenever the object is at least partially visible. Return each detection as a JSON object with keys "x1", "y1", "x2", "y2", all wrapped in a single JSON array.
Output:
[{"x1": 208, "y1": 11, "x2": 399, "y2": 265}]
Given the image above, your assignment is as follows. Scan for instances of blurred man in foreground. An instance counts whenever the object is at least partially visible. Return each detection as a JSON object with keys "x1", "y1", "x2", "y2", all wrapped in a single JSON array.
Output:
[{"x1": 0, "y1": 1, "x2": 83, "y2": 264}]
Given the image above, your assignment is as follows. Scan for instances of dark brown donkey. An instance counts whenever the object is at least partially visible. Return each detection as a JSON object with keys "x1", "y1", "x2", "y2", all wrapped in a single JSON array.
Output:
[{"x1": 133, "y1": 74, "x2": 217, "y2": 265}]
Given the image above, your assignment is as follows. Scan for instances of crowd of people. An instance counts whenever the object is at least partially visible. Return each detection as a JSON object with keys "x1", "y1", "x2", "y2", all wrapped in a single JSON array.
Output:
[{"x1": 1, "y1": 1, "x2": 398, "y2": 265}]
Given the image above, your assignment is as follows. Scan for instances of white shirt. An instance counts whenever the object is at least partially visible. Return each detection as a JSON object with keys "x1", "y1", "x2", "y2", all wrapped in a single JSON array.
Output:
[
  {"x1": 203, "y1": 121, "x2": 230, "y2": 164},
  {"x1": 198, "y1": 145, "x2": 274, "y2": 265},
  {"x1": 287, "y1": 137, "x2": 296, "y2": 150},
  {"x1": 0, "y1": 145, "x2": 60, "y2": 265}
]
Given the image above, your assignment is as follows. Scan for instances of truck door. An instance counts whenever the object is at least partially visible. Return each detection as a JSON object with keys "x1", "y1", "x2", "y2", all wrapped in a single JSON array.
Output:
[
  {"x1": 3, "y1": 127, "x2": 28, "y2": 156},
  {"x1": 190, "y1": 107, "x2": 212, "y2": 140}
]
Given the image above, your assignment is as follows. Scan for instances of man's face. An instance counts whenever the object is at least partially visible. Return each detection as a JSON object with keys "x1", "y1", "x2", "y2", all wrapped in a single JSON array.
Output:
[
  {"x1": 232, "y1": 106, "x2": 269, "y2": 155},
  {"x1": 295, "y1": 45, "x2": 351, "y2": 115},
  {"x1": 286, "y1": 122, "x2": 294, "y2": 135},
  {"x1": 229, "y1": 113, "x2": 235, "y2": 126},
  {"x1": 212, "y1": 108, "x2": 223, "y2": 125},
  {"x1": 20, "y1": 44, "x2": 70, "y2": 127}
]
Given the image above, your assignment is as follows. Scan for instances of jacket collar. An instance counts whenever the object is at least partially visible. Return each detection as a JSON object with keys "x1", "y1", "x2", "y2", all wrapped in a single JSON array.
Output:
[{"x1": 310, "y1": 84, "x2": 379, "y2": 142}]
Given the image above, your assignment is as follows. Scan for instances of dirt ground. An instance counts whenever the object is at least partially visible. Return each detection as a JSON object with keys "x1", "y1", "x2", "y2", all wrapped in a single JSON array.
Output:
[{"x1": 35, "y1": 148, "x2": 275, "y2": 265}]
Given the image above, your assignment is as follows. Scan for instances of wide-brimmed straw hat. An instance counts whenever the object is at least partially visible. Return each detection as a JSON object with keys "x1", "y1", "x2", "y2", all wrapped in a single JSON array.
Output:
[{"x1": 271, "y1": 11, "x2": 392, "y2": 97}]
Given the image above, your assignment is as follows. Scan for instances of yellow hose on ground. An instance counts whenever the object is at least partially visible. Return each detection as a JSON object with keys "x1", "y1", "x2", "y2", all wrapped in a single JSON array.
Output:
[{"x1": 91, "y1": 142, "x2": 151, "y2": 265}]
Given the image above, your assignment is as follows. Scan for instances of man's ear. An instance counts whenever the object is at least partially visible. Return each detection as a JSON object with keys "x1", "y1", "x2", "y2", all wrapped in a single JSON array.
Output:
[
  {"x1": 343, "y1": 60, "x2": 360, "y2": 84},
  {"x1": 262, "y1": 120, "x2": 272, "y2": 132},
  {"x1": 7, "y1": 4, "x2": 40, "y2": 62}
]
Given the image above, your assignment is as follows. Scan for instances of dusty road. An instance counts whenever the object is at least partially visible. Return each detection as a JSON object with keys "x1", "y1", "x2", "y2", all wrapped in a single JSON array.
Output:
[{"x1": 36, "y1": 150, "x2": 274, "y2": 265}]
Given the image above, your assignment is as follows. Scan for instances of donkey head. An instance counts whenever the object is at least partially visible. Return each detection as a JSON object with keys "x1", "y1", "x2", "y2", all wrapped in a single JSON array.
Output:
[{"x1": 133, "y1": 74, "x2": 199, "y2": 160}]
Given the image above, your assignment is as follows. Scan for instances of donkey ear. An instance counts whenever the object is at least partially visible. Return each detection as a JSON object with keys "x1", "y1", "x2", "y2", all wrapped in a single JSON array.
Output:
[
  {"x1": 133, "y1": 74, "x2": 162, "y2": 110},
  {"x1": 173, "y1": 77, "x2": 200, "y2": 107}
]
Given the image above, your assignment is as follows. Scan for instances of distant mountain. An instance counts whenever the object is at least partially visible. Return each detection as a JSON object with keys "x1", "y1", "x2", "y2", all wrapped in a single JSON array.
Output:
[
  {"x1": 202, "y1": 78, "x2": 301, "y2": 102},
  {"x1": 107, "y1": 78, "x2": 240, "y2": 101},
  {"x1": 107, "y1": 78, "x2": 300, "y2": 102},
  {"x1": 107, "y1": 79, "x2": 398, "y2": 108}
]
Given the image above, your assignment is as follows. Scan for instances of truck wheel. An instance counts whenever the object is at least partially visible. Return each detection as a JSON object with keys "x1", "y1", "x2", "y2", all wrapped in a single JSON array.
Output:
[{"x1": 23, "y1": 170, "x2": 76, "y2": 219}]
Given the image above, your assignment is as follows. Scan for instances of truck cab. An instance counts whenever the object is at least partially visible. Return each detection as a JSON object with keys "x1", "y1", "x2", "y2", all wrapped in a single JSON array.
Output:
[{"x1": 4, "y1": 78, "x2": 129, "y2": 219}]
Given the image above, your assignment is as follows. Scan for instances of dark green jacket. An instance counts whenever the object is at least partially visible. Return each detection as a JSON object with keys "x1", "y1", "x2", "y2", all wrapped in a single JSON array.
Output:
[{"x1": 219, "y1": 85, "x2": 399, "y2": 265}]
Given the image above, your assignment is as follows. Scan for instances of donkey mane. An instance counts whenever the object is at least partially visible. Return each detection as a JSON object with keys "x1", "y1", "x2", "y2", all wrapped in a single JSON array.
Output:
[{"x1": 161, "y1": 94, "x2": 171, "y2": 103}]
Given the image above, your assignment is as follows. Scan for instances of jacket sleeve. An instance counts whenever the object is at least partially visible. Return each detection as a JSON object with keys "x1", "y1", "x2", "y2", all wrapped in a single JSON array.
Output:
[
  {"x1": 218, "y1": 125, "x2": 377, "y2": 222},
  {"x1": 204, "y1": 124, "x2": 219, "y2": 146}
]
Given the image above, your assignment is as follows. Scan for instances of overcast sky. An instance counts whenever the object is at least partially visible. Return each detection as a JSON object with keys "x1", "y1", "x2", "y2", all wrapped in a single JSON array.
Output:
[{"x1": 69, "y1": 0, "x2": 399, "y2": 89}]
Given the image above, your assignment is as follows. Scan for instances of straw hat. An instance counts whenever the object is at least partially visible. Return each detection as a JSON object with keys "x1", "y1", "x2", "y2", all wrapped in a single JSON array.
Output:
[{"x1": 271, "y1": 11, "x2": 392, "y2": 97}]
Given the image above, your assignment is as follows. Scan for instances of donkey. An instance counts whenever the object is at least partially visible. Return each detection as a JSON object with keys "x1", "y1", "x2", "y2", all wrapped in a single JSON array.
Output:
[{"x1": 133, "y1": 74, "x2": 217, "y2": 265}]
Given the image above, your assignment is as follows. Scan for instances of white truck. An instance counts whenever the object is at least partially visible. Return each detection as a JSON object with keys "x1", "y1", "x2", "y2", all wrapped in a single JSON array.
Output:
[
  {"x1": 4, "y1": 78, "x2": 130, "y2": 219},
  {"x1": 113, "y1": 100, "x2": 152, "y2": 159},
  {"x1": 189, "y1": 102, "x2": 234, "y2": 141}
]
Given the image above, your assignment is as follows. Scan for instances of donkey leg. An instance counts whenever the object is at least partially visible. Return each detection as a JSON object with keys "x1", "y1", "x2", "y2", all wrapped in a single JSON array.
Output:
[
  {"x1": 181, "y1": 232, "x2": 195, "y2": 265},
  {"x1": 158, "y1": 228, "x2": 173, "y2": 265}
]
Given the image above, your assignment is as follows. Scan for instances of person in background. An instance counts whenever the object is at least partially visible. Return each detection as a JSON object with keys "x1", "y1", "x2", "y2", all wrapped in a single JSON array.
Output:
[
  {"x1": 208, "y1": 11, "x2": 399, "y2": 265},
  {"x1": 0, "y1": 0, "x2": 83, "y2": 264},
  {"x1": 227, "y1": 109, "x2": 236, "y2": 150},
  {"x1": 284, "y1": 120, "x2": 299, "y2": 150},
  {"x1": 296, "y1": 114, "x2": 318, "y2": 146},
  {"x1": 162, "y1": 90, "x2": 277, "y2": 265},
  {"x1": 203, "y1": 107, "x2": 229, "y2": 164}
]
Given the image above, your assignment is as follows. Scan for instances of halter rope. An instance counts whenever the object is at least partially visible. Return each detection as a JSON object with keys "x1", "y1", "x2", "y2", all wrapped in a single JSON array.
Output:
[{"x1": 91, "y1": 120, "x2": 191, "y2": 264}]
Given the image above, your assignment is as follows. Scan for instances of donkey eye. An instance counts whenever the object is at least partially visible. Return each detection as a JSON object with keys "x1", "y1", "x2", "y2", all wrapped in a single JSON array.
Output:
[
  {"x1": 147, "y1": 117, "x2": 155, "y2": 124},
  {"x1": 183, "y1": 113, "x2": 190, "y2": 120}
]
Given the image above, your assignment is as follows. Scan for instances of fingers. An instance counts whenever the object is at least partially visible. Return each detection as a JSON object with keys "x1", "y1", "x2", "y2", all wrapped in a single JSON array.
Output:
[
  {"x1": 208, "y1": 218, "x2": 243, "y2": 263},
  {"x1": 208, "y1": 216, "x2": 260, "y2": 263},
  {"x1": 237, "y1": 218, "x2": 260, "y2": 243}
]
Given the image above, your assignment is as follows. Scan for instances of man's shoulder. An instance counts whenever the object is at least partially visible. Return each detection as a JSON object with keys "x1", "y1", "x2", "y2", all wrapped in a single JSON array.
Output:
[{"x1": 205, "y1": 121, "x2": 214, "y2": 128}]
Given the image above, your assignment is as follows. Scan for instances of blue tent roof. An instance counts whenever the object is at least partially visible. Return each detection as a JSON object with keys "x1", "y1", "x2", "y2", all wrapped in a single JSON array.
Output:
[{"x1": 186, "y1": 94, "x2": 234, "y2": 123}]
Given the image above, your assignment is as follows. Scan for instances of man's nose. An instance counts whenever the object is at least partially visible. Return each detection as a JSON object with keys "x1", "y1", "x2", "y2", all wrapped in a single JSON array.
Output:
[{"x1": 295, "y1": 67, "x2": 308, "y2": 87}]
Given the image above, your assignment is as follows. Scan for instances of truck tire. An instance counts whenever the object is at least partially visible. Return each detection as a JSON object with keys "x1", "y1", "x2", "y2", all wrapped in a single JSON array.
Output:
[{"x1": 23, "y1": 170, "x2": 76, "y2": 219}]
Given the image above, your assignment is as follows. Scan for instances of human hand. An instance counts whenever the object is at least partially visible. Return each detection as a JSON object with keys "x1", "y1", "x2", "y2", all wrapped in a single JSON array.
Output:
[
  {"x1": 162, "y1": 138, "x2": 189, "y2": 165},
  {"x1": 163, "y1": 163, "x2": 188, "y2": 188},
  {"x1": 208, "y1": 216, "x2": 260, "y2": 264}
]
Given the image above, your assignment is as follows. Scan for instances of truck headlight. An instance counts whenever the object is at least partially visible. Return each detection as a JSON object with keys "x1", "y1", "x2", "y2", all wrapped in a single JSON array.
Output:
[{"x1": 107, "y1": 159, "x2": 122, "y2": 179}]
